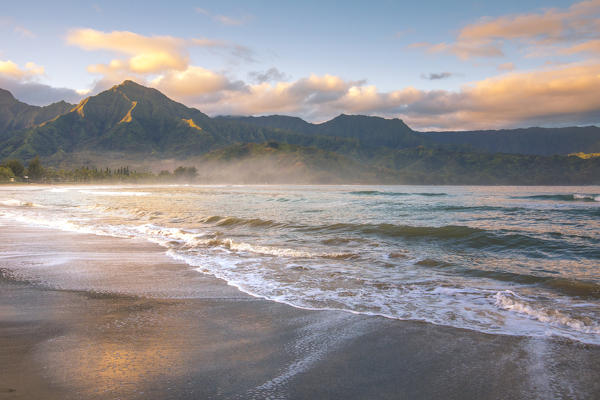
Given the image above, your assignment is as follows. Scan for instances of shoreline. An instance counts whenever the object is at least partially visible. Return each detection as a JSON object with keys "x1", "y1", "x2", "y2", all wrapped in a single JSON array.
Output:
[
  {"x1": 3, "y1": 182, "x2": 600, "y2": 187},
  {"x1": 1, "y1": 222, "x2": 600, "y2": 399}
]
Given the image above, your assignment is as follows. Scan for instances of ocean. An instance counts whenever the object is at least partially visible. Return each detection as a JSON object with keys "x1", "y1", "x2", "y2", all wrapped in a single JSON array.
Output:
[{"x1": 1, "y1": 185, "x2": 599, "y2": 344}]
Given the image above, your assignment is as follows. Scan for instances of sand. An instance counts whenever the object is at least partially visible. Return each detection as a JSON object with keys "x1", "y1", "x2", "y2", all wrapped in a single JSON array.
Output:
[{"x1": 1, "y1": 223, "x2": 599, "y2": 399}]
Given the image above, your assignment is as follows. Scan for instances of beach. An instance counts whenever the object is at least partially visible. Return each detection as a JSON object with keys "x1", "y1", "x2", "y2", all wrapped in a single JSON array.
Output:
[{"x1": 1, "y1": 221, "x2": 600, "y2": 399}]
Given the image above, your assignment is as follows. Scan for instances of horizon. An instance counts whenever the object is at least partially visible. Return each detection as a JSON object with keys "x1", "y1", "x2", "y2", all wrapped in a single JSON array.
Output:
[{"x1": 1, "y1": 0, "x2": 599, "y2": 130}]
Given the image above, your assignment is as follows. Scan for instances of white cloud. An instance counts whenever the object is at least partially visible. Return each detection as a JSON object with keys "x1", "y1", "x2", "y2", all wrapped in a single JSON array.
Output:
[{"x1": 0, "y1": 60, "x2": 44, "y2": 80}]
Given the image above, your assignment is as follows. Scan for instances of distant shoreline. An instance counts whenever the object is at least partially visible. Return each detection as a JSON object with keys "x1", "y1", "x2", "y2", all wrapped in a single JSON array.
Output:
[{"x1": 2, "y1": 182, "x2": 600, "y2": 187}]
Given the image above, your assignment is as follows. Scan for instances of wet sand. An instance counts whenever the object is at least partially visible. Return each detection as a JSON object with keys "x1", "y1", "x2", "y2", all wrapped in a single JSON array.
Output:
[{"x1": 1, "y1": 223, "x2": 599, "y2": 399}]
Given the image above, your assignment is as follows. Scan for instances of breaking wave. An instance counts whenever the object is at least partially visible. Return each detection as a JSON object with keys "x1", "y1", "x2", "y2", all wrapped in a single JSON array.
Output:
[
  {"x1": 513, "y1": 194, "x2": 600, "y2": 202},
  {"x1": 349, "y1": 191, "x2": 447, "y2": 197}
]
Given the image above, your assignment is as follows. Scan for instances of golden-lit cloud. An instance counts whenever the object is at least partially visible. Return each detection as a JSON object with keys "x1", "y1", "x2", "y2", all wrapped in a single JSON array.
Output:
[
  {"x1": 67, "y1": 29, "x2": 189, "y2": 74},
  {"x1": 411, "y1": 41, "x2": 503, "y2": 60},
  {"x1": 0, "y1": 60, "x2": 44, "y2": 80},
  {"x1": 68, "y1": 28, "x2": 256, "y2": 82},
  {"x1": 424, "y1": 63, "x2": 600, "y2": 129},
  {"x1": 458, "y1": 12, "x2": 564, "y2": 41},
  {"x1": 411, "y1": 0, "x2": 600, "y2": 59},
  {"x1": 151, "y1": 66, "x2": 233, "y2": 96},
  {"x1": 563, "y1": 39, "x2": 600, "y2": 54},
  {"x1": 147, "y1": 62, "x2": 600, "y2": 130}
]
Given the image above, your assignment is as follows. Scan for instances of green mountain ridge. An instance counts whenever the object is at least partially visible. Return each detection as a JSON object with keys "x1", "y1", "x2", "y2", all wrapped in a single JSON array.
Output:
[
  {"x1": 1, "y1": 81, "x2": 218, "y2": 159},
  {"x1": 0, "y1": 88, "x2": 73, "y2": 138},
  {"x1": 221, "y1": 115, "x2": 600, "y2": 156},
  {"x1": 216, "y1": 114, "x2": 426, "y2": 149},
  {"x1": 425, "y1": 127, "x2": 600, "y2": 156},
  {"x1": 1, "y1": 81, "x2": 363, "y2": 161},
  {"x1": 1, "y1": 80, "x2": 599, "y2": 184}
]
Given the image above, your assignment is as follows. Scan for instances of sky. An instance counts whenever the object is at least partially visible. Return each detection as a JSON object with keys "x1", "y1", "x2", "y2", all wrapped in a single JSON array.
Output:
[{"x1": 0, "y1": 0, "x2": 598, "y2": 130}]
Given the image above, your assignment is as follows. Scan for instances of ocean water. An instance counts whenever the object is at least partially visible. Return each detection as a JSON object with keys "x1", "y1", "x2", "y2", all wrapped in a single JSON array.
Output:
[{"x1": 1, "y1": 185, "x2": 599, "y2": 344}]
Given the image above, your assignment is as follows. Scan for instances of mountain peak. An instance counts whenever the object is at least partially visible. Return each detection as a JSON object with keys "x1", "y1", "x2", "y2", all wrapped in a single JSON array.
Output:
[
  {"x1": 110, "y1": 80, "x2": 152, "y2": 95},
  {"x1": 0, "y1": 88, "x2": 17, "y2": 104},
  {"x1": 115, "y1": 79, "x2": 144, "y2": 89},
  {"x1": 108, "y1": 79, "x2": 169, "y2": 103},
  {"x1": 331, "y1": 113, "x2": 406, "y2": 124}
]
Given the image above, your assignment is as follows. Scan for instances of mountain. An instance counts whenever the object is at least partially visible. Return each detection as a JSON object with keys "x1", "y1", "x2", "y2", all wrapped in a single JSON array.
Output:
[
  {"x1": 1, "y1": 81, "x2": 365, "y2": 161},
  {"x1": 1, "y1": 80, "x2": 599, "y2": 184},
  {"x1": 218, "y1": 115, "x2": 316, "y2": 135},
  {"x1": 217, "y1": 114, "x2": 427, "y2": 149},
  {"x1": 380, "y1": 146, "x2": 600, "y2": 185},
  {"x1": 0, "y1": 88, "x2": 73, "y2": 138},
  {"x1": 192, "y1": 141, "x2": 600, "y2": 185},
  {"x1": 0, "y1": 80, "x2": 221, "y2": 160},
  {"x1": 425, "y1": 127, "x2": 600, "y2": 156},
  {"x1": 221, "y1": 114, "x2": 600, "y2": 156}
]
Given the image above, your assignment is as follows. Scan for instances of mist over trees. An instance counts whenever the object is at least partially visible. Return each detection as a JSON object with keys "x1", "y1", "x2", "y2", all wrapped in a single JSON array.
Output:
[{"x1": 0, "y1": 157, "x2": 200, "y2": 183}]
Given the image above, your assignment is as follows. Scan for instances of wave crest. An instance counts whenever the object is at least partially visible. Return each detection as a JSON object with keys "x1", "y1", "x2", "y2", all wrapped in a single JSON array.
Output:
[
  {"x1": 495, "y1": 290, "x2": 600, "y2": 334},
  {"x1": 514, "y1": 194, "x2": 599, "y2": 202}
]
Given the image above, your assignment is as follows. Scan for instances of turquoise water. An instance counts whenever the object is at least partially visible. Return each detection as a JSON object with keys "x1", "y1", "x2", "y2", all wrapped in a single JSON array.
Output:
[{"x1": 1, "y1": 185, "x2": 599, "y2": 343}]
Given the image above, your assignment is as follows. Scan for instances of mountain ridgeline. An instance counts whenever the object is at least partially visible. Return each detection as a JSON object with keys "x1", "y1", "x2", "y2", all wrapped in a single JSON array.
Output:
[
  {"x1": 0, "y1": 80, "x2": 599, "y2": 184},
  {"x1": 221, "y1": 115, "x2": 600, "y2": 156},
  {"x1": 0, "y1": 88, "x2": 73, "y2": 139}
]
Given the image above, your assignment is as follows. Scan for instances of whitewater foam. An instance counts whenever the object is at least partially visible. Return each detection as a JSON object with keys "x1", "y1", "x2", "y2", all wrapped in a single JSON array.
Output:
[
  {"x1": 1, "y1": 184, "x2": 599, "y2": 345},
  {"x1": 0, "y1": 199, "x2": 44, "y2": 207},
  {"x1": 495, "y1": 290, "x2": 600, "y2": 335},
  {"x1": 573, "y1": 194, "x2": 600, "y2": 202},
  {"x1": 79, "y1": 190, "x2": 150, "y2": 196}
]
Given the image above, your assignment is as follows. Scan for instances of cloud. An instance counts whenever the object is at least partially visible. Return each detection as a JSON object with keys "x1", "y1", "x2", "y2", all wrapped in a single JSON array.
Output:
[
  {"x1": 0, "y1": 76, "x2": 82, "y2": 105},
  {"x1": 0, "y1": 18, "x2": 35, "y2": 39},
  {"x1": 0, "y1": 58, "x2": 82, "y2": 105},
  {"x1": 214, "y1": 15, "x2": 245, "y2": 26},
  {"x1": 3, "y1": 58, "x2": 598, "y2": 130},
  {"x1": 497, "y1": 62, "x2": 515, "y2": 72},
  {"x1": 189, "y1": 38, "x2": 255, "y2": 62},
  {"x1": 399, "y1": 62, "x2": 600, "y2": 129},
  {"x1": 151, "y1": 72, "x2": 357, "y2": 118},
  {"x1": 67, "y1": 29, "x2": 189, "y2": 74},
  {"x1": 146, "y1": 61, "x2": 600, "y2": 130},
  {"x1": 563, "y1": 39, "x2": 600, "y2": 54},
  {"x1": 53, "y1": 12, "x2": 600, "y2": 130},
  {"x1": 68, "y1": 28, "x2": 256, "y2": 81},
  {"x1": 248, "y1": 68, "x2": 289, "y2": 83},
  {"x1": 0, "y1": 60, "x2": 44, "y2": 80},
  {"x1": 410, "y1": 0, "x2": 600, "y2": 59},
  {"x1": 151, "y1": 66, "x2": 240, "y2": 97},
  {"x1": 0, "y1": 55, "x2": 83, "y2": 105},
  {"x1": 421, "y1": 72, "x2": 454, "y2": 80},
  {"x1": 195, "y1": 8, "x2": 253, "y2": 26},
  {"x1": 458, "y1": 13, "x2": 564, "y2": 42},
  {"x1": 394, "y1": 29, "x2": 414, "y2": 39},
  {"x1": 13, "y1": 26, "x2": 35, "y2": 38}
]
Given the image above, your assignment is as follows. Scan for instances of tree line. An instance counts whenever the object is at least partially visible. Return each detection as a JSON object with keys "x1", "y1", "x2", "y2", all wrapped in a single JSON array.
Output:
[{"x1": 0, "y1": 157, "x2": 199, "y2": 183}]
